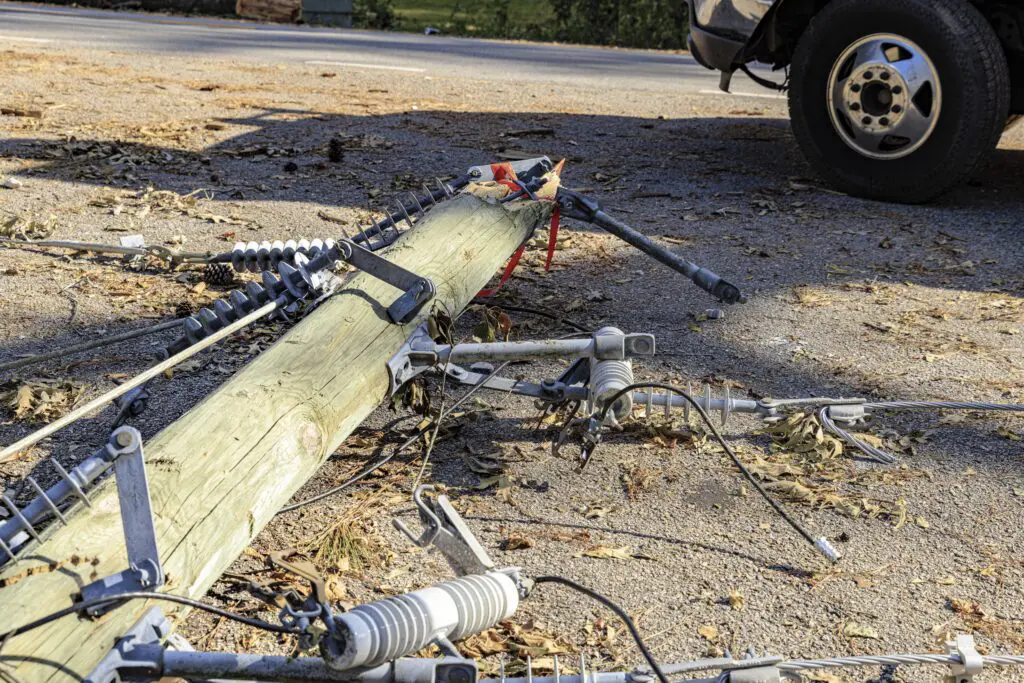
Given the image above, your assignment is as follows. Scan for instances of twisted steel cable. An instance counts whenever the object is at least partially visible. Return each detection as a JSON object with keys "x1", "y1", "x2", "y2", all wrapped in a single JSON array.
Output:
[
  {"x1": 821, "y1": 399, "x2": 1024, "y2": 465},
  {"x1": 779, "y1": 652, "x2": 1024, "y2": 670}
]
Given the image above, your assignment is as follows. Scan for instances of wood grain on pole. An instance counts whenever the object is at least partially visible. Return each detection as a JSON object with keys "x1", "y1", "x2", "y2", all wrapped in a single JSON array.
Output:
[{"x1": 0, "y1": 194, "x2": 550, "y2": 682}]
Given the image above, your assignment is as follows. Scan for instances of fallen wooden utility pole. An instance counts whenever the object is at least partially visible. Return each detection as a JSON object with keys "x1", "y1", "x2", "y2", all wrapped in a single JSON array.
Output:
[{"x1": 0, "y1": 193, "x2": 551, "y2": 682}]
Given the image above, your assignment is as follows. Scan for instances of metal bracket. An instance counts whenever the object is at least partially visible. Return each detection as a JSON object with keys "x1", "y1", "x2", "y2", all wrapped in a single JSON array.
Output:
[
  {"x1": 393, "y1": 485, "x2": 494, "y2": 576},
  {"x1": 387, "y1": 323, "x2": 437, "y2": 395},
  {"x1": 86, "y1": 607, "x2": 169, "y2": 683},
  {"x1": 80, "y1": 427, "x2": 164, "y2": 616},
  {"x1": 443, "y1": 364, "x2": 588, "y2": 403},
  {"x1": 331, "y1": 240, "x2": 436, "y2": 324},
  {"x1": 386, "y1": 324, "x2": 655, "y2": 397},
  {"x1": 945, "y1": 634, "x2": 983, "y2": 682}
]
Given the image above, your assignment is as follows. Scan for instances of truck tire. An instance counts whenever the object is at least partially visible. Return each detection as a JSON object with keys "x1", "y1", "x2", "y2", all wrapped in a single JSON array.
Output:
[{"x1": 788, "y1": 0, "x2": 1010, "y2": 203}]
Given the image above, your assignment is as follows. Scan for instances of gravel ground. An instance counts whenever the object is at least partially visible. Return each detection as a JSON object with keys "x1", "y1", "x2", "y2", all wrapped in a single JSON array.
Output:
[{"x1": 0, "y1": 36, "x2": 1022, "y2": 683}]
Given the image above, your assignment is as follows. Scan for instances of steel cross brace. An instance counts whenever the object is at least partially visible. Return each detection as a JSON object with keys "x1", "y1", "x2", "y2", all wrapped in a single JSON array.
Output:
[{"x1": 386, "y1": 324, "x2": 655, "y2": 397}]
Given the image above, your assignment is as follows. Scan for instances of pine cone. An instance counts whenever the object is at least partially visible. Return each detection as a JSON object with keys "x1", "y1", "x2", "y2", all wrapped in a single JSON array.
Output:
[
  {"x1": 203, "y1": 262, "x2": 236, "y2": 287},
  {"x1": 328, "y1": 137, "x2": 345, "y2": 163},
  {"x1": 174, "y1": 301, "x2": 195, "y2": 318}
]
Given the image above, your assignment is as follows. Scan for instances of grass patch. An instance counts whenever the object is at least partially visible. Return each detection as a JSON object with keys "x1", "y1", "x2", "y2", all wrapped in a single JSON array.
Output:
[
  {"x1": 301, "y1": 516, "x2": 387, "y2": 573},
  {"x1": 388, "y1": 0, "x2": 554, "y2": 38}
]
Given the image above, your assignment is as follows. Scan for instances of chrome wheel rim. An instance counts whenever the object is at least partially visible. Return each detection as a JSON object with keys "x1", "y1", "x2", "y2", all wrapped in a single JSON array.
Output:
[{"x1": 827, "y1": 33, "x2": 942, "y2": 160}]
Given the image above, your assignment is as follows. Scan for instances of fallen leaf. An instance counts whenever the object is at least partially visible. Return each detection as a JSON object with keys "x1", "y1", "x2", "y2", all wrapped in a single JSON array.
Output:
[
  {"x1": 577, "y1": 545, "x2": 634, "y2": 560},
  {"x1": 698, "y1": 625, "x2": 718, "y2": 641},
  {"x1": 842, "y1": 621, "x2": 879, "y2": 640},
  {"x1": 502, "y1": 534, "x2": 535, "y2": 551}
]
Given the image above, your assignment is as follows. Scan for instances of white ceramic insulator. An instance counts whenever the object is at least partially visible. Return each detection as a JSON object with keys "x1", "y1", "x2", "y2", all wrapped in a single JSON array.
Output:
[
  {"x1": 590, "y1": 326, "x2": 634, "y2": 423},
  {"x1": 331, "y1": 571, "x2": 519, "y2": 670}
]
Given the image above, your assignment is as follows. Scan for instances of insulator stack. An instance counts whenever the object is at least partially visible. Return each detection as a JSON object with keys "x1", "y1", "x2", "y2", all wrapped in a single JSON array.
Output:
[
  {"x1": 326, "y1": 571, "x2": 518, "y2": 670},
  {"x1": 634, "y1": 383, "x2": 761, "y2": 426},
  {"x1": 590, "y1": 326, "x2": 635, "y2": 424},
  {"x1": 163, "y1": 259, "x2": 315, "y2": 358},
  {"x1": 0, "y1": 438, "x2": 120, "y2": 566},
  {"x1": 352, "y1": 180, "x2": 455, "y2": 252},
  {"x1": 228, "y1": 238, "x2": 337, "y2": 273},
  {"x1": 213, "y1": 181, "x2": 458, "y2": 276}
]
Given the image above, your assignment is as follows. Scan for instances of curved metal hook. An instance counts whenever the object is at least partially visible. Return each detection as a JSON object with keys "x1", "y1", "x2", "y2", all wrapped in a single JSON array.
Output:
[{"x1": 392, "y1": 484, "x2": 443, "y2": 548}]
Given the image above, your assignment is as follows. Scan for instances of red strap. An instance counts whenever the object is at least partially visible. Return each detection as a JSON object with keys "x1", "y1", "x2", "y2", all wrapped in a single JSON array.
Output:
[
  {"x1": 489, "y1": 162, "x2": 514, "y2": 182},
  {"x1": 477, "y1": 244, "x2": 527, "y2": 297},
  {"x1": 544, "y1": 204, "x2": 560, "y2": 272}
]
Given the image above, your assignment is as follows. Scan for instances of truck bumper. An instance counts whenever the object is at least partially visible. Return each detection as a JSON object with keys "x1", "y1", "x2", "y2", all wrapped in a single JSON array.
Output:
[{"x1": 687, "y1": 0, "x2": 749, "y2": 72}]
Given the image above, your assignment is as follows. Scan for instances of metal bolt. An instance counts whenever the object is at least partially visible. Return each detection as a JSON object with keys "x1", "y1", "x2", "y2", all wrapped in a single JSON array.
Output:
[
  {"x1": 851, "y1": 83, "x2": 862, "y2": 93},
  {"x1": 115, "y1": 430, "x2": 134, "y2": 448},
  {"x1": 879, "y1": 117, "x2": 889, "y2": 126},
  {"x1": 862, "y1": 116, "x2": 872, "y2": 125},
  {"x1": 863, "y1": 71, "x2": 874, "y2": 79},
  {"x1": 892, "y1": 104, "x2": 902, "y2": 113},
  {"x1": 880, "y1": 72, "x2": 890, "y2": 81},
  {"x1": 850, "y1": 102, "x2": 861, "y2": 111},
  {"x1": 892, "y1": 85, "x2": 903, "y2": 94}
]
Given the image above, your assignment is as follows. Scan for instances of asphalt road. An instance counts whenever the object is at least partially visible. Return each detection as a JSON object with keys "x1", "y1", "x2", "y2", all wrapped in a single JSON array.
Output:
[{"x1": 0, "y1": 1, "x2": 780, "y2": 95}]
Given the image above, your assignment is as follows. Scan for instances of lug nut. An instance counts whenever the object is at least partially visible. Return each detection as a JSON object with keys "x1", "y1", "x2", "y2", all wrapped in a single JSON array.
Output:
[
  {"x1": 879, "y1": 117, "x2": 889, "y2": 125},
  {"x1": 880, "y1": 72, "x2": 890, "y2": 81},
  {"x1": 850, "y1": 102, "x2": 861, "y2": 111},
  {"x1": 863, "y1": 71, "x2": 874, "y2": 79},
  {"x1": 851, "y1": 83, "x2": 862, "y2": 93},
  {"x1": 862, "y1": 116, "x2": 872, "y2": 125},
  {"x1": 892, "y1": 85, "x2": 903, "y2": 94},
  {"x1": 892, "y1": 104, "x2": 902, "y2": 113}
]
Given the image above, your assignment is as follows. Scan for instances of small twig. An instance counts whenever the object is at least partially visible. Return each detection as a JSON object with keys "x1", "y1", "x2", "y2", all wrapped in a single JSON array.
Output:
[{"x1": 58, "y1": 277, "x2": 88, "y2": 326}]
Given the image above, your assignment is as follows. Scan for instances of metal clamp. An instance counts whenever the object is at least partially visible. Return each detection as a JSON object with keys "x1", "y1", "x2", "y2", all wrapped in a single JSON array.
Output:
[
  {"x1": 85, "y1": 607, "x2": 169, "y2": 683},
  {"x1": 393, "y1": 485, "x2": 494, "y2": 576},
  {"x1": 946, "y1": 634, "x2": 984, "y2": 682},
  {"x1": 268, "y1": 548, "x2": 329, "y2": 606},
  {"x1": 80, "y1": 427, "x2": 164, "y2": 616}
]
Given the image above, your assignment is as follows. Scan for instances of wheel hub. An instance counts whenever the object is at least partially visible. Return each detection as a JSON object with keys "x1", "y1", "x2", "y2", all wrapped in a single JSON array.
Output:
[
  {"x1": 842, "y1": 62, "x2": 910, "y2": 135},
  {"x1": 827, "y1": 34, "x2": 941, "y2": 160}
]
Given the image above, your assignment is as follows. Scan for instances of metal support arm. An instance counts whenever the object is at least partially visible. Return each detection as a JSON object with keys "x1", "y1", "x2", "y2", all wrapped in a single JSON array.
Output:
[
  {"x1": 79, "y1": 427, "x2": 164, "y2": 616},
  {"x1": 556, "y1": 189, "x2": 746, "y2": 305}
]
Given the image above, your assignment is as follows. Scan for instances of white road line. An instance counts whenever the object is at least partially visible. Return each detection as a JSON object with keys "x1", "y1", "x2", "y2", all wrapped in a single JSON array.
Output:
[
  {"x1": 0, "y1": 35, "x2": 54, "y2": 44},
  {"x1": 698, "y1": 89, "x2": 785, "y2": 100},
  {"x1": 305, "y1": 60, "x2": 425, "y2": 73}
]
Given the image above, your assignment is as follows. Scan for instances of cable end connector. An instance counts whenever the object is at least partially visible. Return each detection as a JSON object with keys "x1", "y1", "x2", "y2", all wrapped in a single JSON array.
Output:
[{"x1": 815, "y1": 537, "x2": 841, "y2": 563}]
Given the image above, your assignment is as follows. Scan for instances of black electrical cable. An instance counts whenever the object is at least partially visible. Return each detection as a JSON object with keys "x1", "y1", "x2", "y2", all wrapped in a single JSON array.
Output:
[
  {"x1": 0, "y1": 591, "x2": 300, "y2": 643},
  {"x1": 533, "y1": 575, "x2": 669, "y2": 683},
  {"x1": 740, "y1": 64, "x2": 789, "y2": 91},
  {"x1": 596, "y1": 382, "x2": 818, "y2": 548},
  {"x1": 277, "y1": 360, "x2": 513, "y2": 514},
  {"x1": 0, "y1": 318, "x2": 185, "y2": 374}
]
